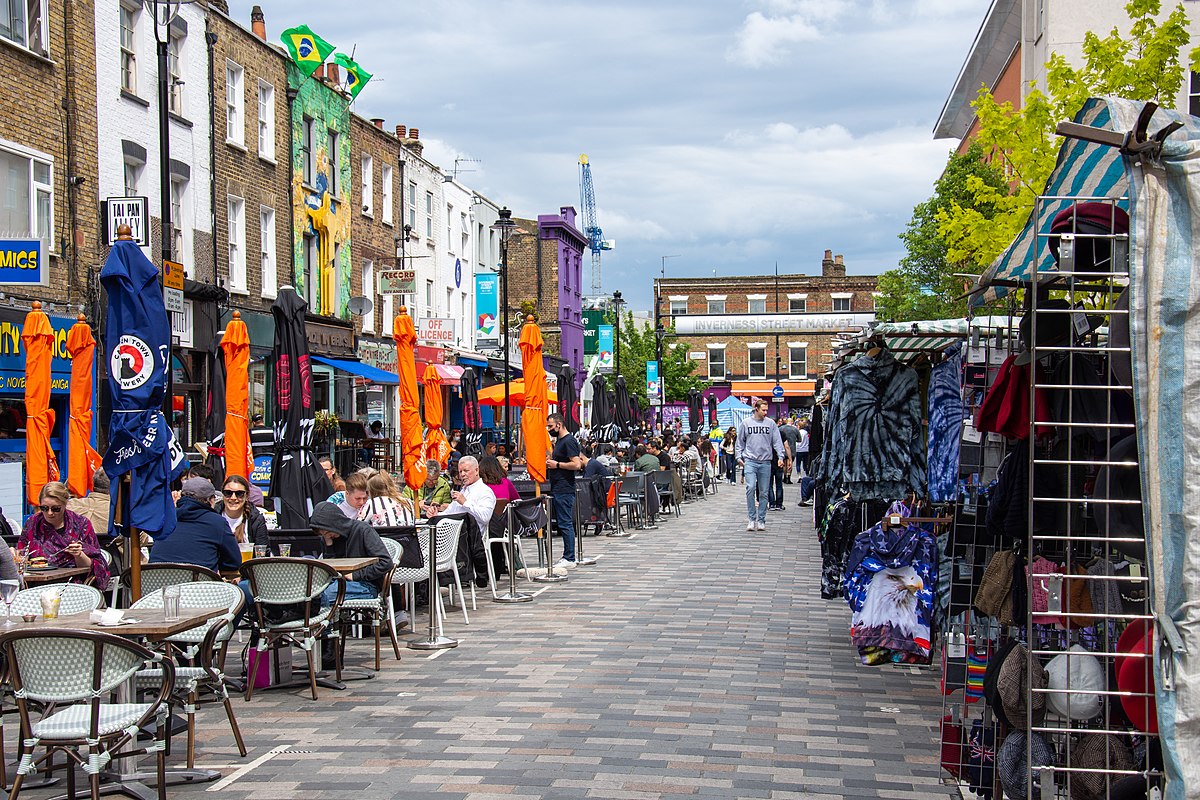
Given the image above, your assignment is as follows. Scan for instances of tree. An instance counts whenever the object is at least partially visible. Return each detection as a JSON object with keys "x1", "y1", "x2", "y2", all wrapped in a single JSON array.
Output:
[
  {"x1": 606, "y1": 311, "x2": 708, "y2": 409},
  {"x1": 937, "y1": 0, "x2": 1196, "y2": 271},
  {"x1": 875, "y1": 142, "x2": 1007, "y2": 322}
]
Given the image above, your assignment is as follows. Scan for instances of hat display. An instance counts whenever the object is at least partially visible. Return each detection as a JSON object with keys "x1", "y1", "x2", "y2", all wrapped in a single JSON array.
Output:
[
  {"x1": 965, "y1": 718, "x2": 997, "y2": 800},
  {"x1": 1028, "y1": 557, "x2": 1059, "y2": 621},
  {"x1": 1116, "y1": 620, "x2": 1158, "y2": 734},
  {"x1": 1068, "y1": 733, "x2": 1135, "y2": 800},
  {"x1": 997, "y1": 642, "x2": 1048, "y2": 730},
  {"x1": 1019, "y1": 298, "x2": 1075, "y2": 351},
  {"x1": 1048, "y1": 201, "x2": 1131, "y2": 270},
  {"x1": 1093, "y1": 434, "x2": 1145, "y2": 559},
  {"x1": 1044, "y1": 645, "x2": 1106, "y2": 720},
  {"x1": 1053, "y1": 565, "x2": 1096, "y2": 629},
  {"x1": 997, "y1": 730, "x2": 1057, "y2": 800},
  {"x1": 976, "y1": 550, "x2": 1019, "y2": 626}
]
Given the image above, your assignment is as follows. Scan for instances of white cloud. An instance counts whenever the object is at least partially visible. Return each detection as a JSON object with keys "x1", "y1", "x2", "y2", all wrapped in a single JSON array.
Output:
[{"x1": 726, "y1": 11, "x2": 822, "y2": 68}]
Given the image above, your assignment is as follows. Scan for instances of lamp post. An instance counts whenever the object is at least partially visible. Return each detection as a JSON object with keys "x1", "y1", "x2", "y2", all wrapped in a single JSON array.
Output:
[
  {"x1": 492, "y1": 208, "x2": 517, "y2": 449},
  {"x1": 611, "y1": 290, "x2": 626, "y2": 375},
  {"x1": 657, "y1": 255, "x2": 679, "y2": 433}
]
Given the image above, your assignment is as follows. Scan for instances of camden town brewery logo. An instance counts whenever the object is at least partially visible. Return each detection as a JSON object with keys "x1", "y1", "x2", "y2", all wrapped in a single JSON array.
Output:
[{"x1": 111, "y1": 335, "x2": 156, "y2": 391}]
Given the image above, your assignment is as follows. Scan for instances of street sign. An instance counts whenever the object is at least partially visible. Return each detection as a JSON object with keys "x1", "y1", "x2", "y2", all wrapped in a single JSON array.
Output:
[
  {"x1": 772, "y1": 384, "x2": 784, "y2": 399},
  {"x1": 164, "y1": 287, "x2": 184, "y2": 313},
  {"x1": 418, "y1": 317, "x2": 456, "y2": 345},
  {"x1": 162, "y1": 260, "x2": 185, "y2": 290},
  {"x1": 102, "y1": 197, "x2": 150, "y2": 246},
  {"x1": 379, "y1": 269, "x2": 416, "y2": 294}
]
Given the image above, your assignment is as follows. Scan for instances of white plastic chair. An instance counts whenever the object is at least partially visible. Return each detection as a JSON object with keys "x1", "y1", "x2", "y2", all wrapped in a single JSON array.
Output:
[{"x1": 391, "y1": 520, "x2": 466, "y2": 637}]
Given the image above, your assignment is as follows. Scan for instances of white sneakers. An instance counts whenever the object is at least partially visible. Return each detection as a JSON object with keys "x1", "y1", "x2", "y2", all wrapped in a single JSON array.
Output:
[
  {"x1": 553, "y1": 558, "x2": 578, "y2": 571},
  {"x1": 756, "y1": 521, "x2": 766, "y2": 531},
  {"x1": 746, "y1": 520, "x2": 755, "y2": 531}
]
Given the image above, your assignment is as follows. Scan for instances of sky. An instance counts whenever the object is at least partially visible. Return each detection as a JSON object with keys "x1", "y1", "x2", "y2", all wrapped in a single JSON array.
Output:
[{"x1": 233, "y1": 0, "x2": 988, "y2": 312}]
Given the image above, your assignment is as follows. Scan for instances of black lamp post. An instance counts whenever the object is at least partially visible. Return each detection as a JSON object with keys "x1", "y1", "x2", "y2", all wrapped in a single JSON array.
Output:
[
  {"x1": 611, "y1": 290, "x2": 626, "y2": 374},
  {"x1": 492, "y1": 208, "x2": 517, "y2": 449}
]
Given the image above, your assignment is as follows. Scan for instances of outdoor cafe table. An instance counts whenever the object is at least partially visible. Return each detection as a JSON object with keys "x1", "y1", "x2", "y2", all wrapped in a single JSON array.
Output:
[
  {"x1": 12, "y1": 605, "x2": 228, "y2": 800},
  {"x1": 21, "y1": 565, "x2": 92, "y2": 586},
  {"x1": 322, "y1": 556, "x2": 380, "y2": 574}
]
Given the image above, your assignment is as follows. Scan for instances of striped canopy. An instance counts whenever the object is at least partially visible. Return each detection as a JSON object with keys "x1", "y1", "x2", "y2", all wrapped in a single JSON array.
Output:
[{"x1": 972, "y1": 98, "x2": 1200, "y2": 306}]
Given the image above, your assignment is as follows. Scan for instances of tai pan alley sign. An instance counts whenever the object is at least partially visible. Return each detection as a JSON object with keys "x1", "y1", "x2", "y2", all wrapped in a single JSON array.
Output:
[{"x1": 672, "y1": 312, "x2": 876, "y2": 336}]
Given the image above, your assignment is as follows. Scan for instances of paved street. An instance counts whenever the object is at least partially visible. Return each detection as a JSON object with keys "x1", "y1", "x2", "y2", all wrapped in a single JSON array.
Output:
[{"x1": 31, "y1": 484, "x2": 955, "y2": 800}]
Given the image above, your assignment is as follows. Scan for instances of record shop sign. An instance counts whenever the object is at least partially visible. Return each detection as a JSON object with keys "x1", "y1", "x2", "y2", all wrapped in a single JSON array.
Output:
[{"x1": 673, "y1": 312, "x2": 876, "y2": 335}]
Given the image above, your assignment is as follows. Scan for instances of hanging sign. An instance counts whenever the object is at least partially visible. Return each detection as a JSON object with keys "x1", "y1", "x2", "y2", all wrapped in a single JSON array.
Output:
[
  {"x1": 475, "y1": 273, "x2": 499, "y2": 343},
  {"x1": 646, "y1": 360, "x2": 660, "y2": 401},
  {"x1": 379, "y1": 269, "x2": 416, "y2": 294},
  {"x1": 102, "y1": 197, "x2": 150, "y2": 246},
  {"x1": 596, "y1": 325, "x2": 614, "y2": 372}
]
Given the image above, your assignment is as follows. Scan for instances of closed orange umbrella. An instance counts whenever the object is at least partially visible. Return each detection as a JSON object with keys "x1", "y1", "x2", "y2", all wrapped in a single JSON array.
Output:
[
  {"x1": 394, "y1": 307, "x2": 427, "y2": 493},
  {"x1": 520, "y1": 315, "x2": 550, "y2": 485},
  {"x1": 65, "y1": 314, "x2": 101, "y2": 498},
  {"x1": 421, "y1": 363, "x2": 451, "y2": 469},
  {"x1": 22, "y1": 301, "x2": 59, "y2": 505},
  {"x1": 220, "y1": 311, "x2": 252, "y2": 479}
]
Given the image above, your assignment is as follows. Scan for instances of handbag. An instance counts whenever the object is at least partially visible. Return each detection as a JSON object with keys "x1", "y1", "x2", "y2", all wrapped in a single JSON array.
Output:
[{"x1": 390, "y1": 531, "x2": 424, "y2": 569}]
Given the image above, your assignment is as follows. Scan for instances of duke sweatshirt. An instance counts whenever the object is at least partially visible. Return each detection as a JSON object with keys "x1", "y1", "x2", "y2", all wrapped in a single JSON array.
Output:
[{"x1": 735, "y1": 416, "x2": 785, "y2": 463}]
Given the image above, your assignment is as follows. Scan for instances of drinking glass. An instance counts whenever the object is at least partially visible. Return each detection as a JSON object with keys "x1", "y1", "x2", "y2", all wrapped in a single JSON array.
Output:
[
  {"x1": 0, "y1": 580, "x2": 18, "y2": 625},
  {"x1": 278, "y1": 543, "x2": 292, "y2": 557},
  {"x1": 253, "y1": 545, "x2": 268, "y2": 559},
  {"x1": 239, "y1": 544, "x2": 253, "y2": 563},
  {"x1": 162, "y1": 585, "x2": 181, "y2": 622}
]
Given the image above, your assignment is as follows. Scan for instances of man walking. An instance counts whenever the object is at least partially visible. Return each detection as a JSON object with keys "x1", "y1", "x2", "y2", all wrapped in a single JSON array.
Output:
[
  {"x1": 777, "y1": 417, "x2": 799, "y2": 485},
  {"x1": 546, "y1": 412, "x2": 583, "y2": 569},
  {"x1": 736, "y1": 400, "x2": 785, "y2": 531}
]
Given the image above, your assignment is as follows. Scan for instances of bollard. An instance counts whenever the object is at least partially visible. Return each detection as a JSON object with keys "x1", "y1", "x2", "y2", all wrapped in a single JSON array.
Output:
[
  {"x1": 408, "y1": 519, "x2": 459, "y2": 649},
  {"x1": 533, "y1": 495, "x2": 567, "y2": 583},
  {"x1": 494, "y1": 503, "x2": 533, "y2": 603},
  {"x1": 575, "y1": 497, "x2": 598, "y2": 566}
]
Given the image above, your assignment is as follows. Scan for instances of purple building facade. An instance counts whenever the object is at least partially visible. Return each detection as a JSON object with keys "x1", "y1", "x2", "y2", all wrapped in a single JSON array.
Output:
[{"x1": 536, "y1": 207, "x2": 587, "y2": 379}]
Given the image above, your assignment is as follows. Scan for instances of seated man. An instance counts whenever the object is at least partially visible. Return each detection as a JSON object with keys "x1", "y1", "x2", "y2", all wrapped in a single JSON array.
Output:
[
  {"x1": 404, "y1": 460, "x2": 454, "y2": 516},
  {"x1": 443, "y1": 456, "x2": 497, "y2": 537},
  {"x1": 633, "y1": 444, "x2": 660, "y2": 474},
  {"x1": 150, "y1": 478, "x2": 242, "y2": 574},
  {"x1": 309, "y1": 501, "x2": 391, "y2": 604}
]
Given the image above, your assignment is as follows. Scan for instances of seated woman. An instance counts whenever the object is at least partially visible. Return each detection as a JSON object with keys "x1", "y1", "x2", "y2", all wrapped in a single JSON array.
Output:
[
  {"x1": 16, "y1": 481, "x2": 110, "y2": 586},
  {"x1": 216, "y1": 474, "x2": 269, "y2": 547},
  {"x1": 358, "y1": 473, "x2": 416, "y2": 527},
  {"x1": 479, "y1": 455, "x2": 521, "y2": 576}
]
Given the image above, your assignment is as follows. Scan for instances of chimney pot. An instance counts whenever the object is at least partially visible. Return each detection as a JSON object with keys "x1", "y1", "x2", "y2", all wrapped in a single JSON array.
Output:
[
  {"x1": 824, "y1": 249, "x2": 833, "y2": 260},
  {"x1": 835, "y1": 254, "x2": 844, "y2": 265},
  {"x1": 327, "y1": 63, "x2": 339, "y2": 84},
  {"x1": 395, "y1": 124, "x2": 407, "y2": 138},
  {"x1": 372, "y1": 117, "x2": 384, "y2": 130},
  {"x1": 313, "y1": 64, "x2": 325, "y2": 80},
  {"x1": 409, "y1": 127, "x2": 419, "y2": 140},
  {"x1": 250, "y1": 5, "x2": 266, "y2": 40}
]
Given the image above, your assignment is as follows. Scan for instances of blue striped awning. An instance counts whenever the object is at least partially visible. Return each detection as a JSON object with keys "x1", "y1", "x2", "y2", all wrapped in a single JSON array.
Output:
[{"x1": 972, "y1": 98, "x2": 1200, "y2": 306}]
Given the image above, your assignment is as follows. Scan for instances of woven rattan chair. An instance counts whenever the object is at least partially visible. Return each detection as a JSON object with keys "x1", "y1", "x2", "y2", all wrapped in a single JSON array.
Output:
[
  {"x1": 239, "y1": 558, "x2": 343, "y2": 701},
  {"x1": 126, "y1": 563, "x2": 222, "y2": 599},
  {"x1": 1, "y1": 629, "x2": 175, "y2": 800},
  {"x1": 337, "y1": 544, "x2": 400, "y2": 671},
  {"x1": 131, "y1": 581, "x2": 247, "y2": 767},
  {"x1": 10, "y1": 583, "x2": 103, "y2": 617}
]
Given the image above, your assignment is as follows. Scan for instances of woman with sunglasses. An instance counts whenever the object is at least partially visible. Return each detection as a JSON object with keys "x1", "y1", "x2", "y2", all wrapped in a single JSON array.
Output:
[
  {"x1": 215, "y1": 475, "x2": 268, "y2": 548},
  {"x1": 15, "y1": 481, "x2": 110, "y2": 586}
]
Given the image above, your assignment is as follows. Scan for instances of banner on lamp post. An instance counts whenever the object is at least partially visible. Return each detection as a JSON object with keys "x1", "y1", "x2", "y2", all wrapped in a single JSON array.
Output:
[
  {"x1": 475, "y1": 273, "x2": 499, "y2": 343},
  {"x1": 596, "y1": 325, "x2": 613, "y2": 372},
  {"x1": 646, "y1": 360, "x2": 661, "y2": 401}
]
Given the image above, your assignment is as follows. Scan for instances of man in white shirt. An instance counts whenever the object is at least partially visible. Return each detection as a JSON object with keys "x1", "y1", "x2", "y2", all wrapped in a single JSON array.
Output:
[{"x1": 444, "y1": 456, "x2": 496, "y2": 536}]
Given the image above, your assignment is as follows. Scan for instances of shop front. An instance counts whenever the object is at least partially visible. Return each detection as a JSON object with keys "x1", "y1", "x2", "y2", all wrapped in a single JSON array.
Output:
[
  {"x1": 356, "y1": 337, "x2": 400, "y2": 436},
  {"x1": 304, "y1": 318, "x2": 356, "y2": 422},
  {"x1": 729, "y1": 379, "x2": 817, "y2": 415}
]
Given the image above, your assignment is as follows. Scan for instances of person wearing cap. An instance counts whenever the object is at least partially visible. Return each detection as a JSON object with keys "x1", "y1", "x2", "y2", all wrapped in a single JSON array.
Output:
[
  {"x1": 249, "y1": 413, "x2": 274, "y2": 457},
  {"x1": 149, "y1": 478, "x2": 242, "y2": 574}
]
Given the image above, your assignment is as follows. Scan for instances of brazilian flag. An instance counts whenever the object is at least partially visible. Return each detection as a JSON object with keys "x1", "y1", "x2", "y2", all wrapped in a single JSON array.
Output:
[
  {"x1": 332, "y1": 52, "x2": 372, "y2": 99},
  {"x1": 281, "y1": 25, "x2": 335, "y2": 77}
]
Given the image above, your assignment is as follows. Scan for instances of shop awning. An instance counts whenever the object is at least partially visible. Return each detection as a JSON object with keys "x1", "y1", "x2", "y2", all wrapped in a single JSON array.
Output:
[
  {"x1": 420, "y1": 364, "x2": 464, "y2": 384},
  {"x1": 730, "y1": 380, "x2": 816, "y2": 397},
  {"x1": 310, "y1": 356, "x2": 399, "y2": 385}
]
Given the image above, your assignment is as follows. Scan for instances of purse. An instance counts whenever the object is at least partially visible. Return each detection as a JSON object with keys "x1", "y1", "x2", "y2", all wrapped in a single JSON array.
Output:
[{"x1": 390, "y1": 531, "x2": 424, "y2": 569}]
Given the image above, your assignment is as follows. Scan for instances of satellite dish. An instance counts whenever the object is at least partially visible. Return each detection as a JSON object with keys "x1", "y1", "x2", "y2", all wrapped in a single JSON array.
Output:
[{"x1": 349, "y1": 296, "x2": 373, "y2": 316}]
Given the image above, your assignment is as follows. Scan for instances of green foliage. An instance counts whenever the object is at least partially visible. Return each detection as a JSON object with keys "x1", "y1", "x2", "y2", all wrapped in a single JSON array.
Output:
[
  {"x1": 936, "y1": 0, "x2": 1195, "y2": 272},
  {"x1": 604, "y1": 312, "x2": 708, "y2": 409},
  {"x1": 875, "y1": 142, "x2": 1007, "y2": 322}
]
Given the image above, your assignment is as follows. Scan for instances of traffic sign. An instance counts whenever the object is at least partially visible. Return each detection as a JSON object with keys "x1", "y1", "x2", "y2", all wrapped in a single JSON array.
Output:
[
  {"x1": 163, "y1": 260, "x2": 185, "y2": 290},
  {"x1": 772, "y1": 384, "x2": 784, "y2": 398},
  {"x1": 164, "y1": 287, "x2": 184, "y2": 313}
]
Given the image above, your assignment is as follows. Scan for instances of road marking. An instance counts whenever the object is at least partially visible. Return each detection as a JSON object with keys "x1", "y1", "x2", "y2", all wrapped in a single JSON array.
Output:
[
  {"x1": 206, "y1": 744, "x2": 292, "y2": 791},
  {"x1": 531, "y1": 587, "x2": 550, "y2": 597},
  {"x1": 425, "y1": 649, "x2": 448, "y2": 660}
]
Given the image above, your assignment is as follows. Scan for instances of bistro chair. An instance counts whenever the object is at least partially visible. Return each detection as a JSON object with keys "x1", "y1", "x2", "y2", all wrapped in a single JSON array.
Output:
[
  {"x1": 369, "y1": 439, "x2": 396, "y2": 473},
  {"x1": 130, "y1": 581, "x2": 247, "y2": 768},
  {"x1": 239, "y1": 558, "x2": 343, "y2": 701},
  {"x1": 391, "y1": 519, "x2": 466, "y2": 637},
  {"x1": 1, "y1": 628, "x2": 175, "y2": 800},
  {"x1": 390, "y1": 526, "x2": 431, "y2": 642},
  {"x1": 10, "y1": 583, "x2": 103, "y2": 617},
  {"x1": 129, "y1": 563, "x2": 222, "y2": 598},
  {"x1": 337, "y1": 542, "x2": 401, "y2": 671},
  {"x1": 651, "y1": 471, "x2": 681, "y2": 518},
  {"x1": 616, "y1": 474, "x2": 646, "y2": 530}
]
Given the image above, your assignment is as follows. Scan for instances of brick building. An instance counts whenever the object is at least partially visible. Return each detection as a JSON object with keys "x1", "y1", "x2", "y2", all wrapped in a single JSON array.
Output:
[
  {"x1": 504, "y1": 208, "x2": 587, "y2": 378},
  {"x1": 657, "y1": 250, "x2": 878, "y2": 411}
]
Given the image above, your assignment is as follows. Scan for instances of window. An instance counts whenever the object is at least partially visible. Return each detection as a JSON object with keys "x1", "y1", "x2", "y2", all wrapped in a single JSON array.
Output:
[
  {"x1": 425, "y1": 279, "x2": 433, "y2": 315},
  {"x1": 123, "y1": 160, "x2": 141, "y2": 197},
  {"x1": 169, "y1": 177, "x2": 185, "y2": 263},
  {"x1": 225, "y1": 61, "x2": 244, "y2": 146},
  {"x1": 167, "y1": 32, "x2": 184, "y2": 115},
  {"x1": 1, "y1": 0, "x2": 46, "y2": 52},
  {"x1": 0, "y1": 143, "x2": 53, "y2": 252},
  {"x1": 407, "y1": 181, "x2": 417, "y2": 229},
  {"x1": 259, "y1": 206, "x2": 276, "y2": 298},
  {"x1": 446, "y1": 287, "x2": 452, "y2": 316},
  {"x1": 227, "y1": 196, "x2": 246, "y2": 293},
  {"x1": 1191, "y1": 72, "x2": 1200, "y2": 117},
  {"x1": 707, "y1": 298, "x2": 725, "y2": 314},
  {"x1": 257, "y1": 81, "x2": 274, "y2": 160},
  {"x1": 119, "y1": 4, "x2": 137, "y2": 93},
  {"x1": 424, "y1": 191, "x2": 433, "y2": 240},
  {"x1": 461, "y1": 212, "x2": 468, "y2": 256},
  {"x1": 832, "y1": 294, "x2": 852, "y2": 312},
  {"x1": 669, "y1": 298, "x2": 687, "y2": 316},
  {"x1": 381, "y1": 165, "x2": 392, "y2": 225},
  {"x1": 747, "y1": 296, "x2": 766, "y2": 314},
  {"x1": 304, "y1": 233, "x2": 318, "y2": 309},
  {"x1": 361, "y1": 153, "x2": 373, "y2": 216},
  {"x1": 326, "y1": 129, "x2": 338, "y2": 193},
  {"x1": 301, "y1": 116, "x2": 314, "y2": 185},
  {"x1": 789, "y1": 296, "x2": 807, "y2": 313},
  {"x1": 446, "y1": 204, "x2": 453, "y2": 251},
  {"x1": 788, "y1": 346, "x2": 807, "y2": 379},
  {"x1": 872, "y1": 293, "x2": 881, "y2": 310},
  {"x1": 707, "y1": 347, "x2": 725, "y2": 380},
  {"x1": 748, "y1": 346, "x2": 766, "y2": 379},
  {"x1": 362, "y1": 259, "x2": 374, "y2": 331}
]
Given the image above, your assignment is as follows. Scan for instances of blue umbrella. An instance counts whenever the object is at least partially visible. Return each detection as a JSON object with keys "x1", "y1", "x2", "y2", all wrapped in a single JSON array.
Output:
[{"x1": 101, "y1": 237, "x2": 188, "y2": 551}]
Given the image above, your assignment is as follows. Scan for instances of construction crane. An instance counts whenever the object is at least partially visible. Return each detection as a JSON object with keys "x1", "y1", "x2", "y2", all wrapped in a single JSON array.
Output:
[{"x1": 578, "y1": 154, "x2": 614, "y2": 296}]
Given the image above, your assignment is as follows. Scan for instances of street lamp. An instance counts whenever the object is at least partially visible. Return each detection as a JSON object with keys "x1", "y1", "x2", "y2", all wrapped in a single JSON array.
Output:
[
  {"x1": 492, "y1": 208, "x2": 517, "y2": 449},
  {"x1": 611, "y1": 290, "x2": 626, "y2": 375},
  {"x1": 657, "y1": 255, "x2": 679, "y2": 432}
]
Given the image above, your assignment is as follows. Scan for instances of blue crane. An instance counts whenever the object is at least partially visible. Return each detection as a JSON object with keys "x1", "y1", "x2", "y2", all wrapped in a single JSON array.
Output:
[{"x1": 578, "y1": 154, "x2": 614, "y2": 296}]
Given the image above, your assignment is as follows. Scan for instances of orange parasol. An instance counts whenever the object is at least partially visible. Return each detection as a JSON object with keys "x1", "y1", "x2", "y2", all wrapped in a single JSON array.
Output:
[
  {"x1": 519, "y1": 315, "x2": 550, "y2": 485},
  {"x1": 220, "y1": 311, "x2": 252, "y2": 479},
  {"x1": 64, "y1": 315, "x2": 102, "y2": 499},
  {"x1": 22, "y1": 301, "x2": 60, "y2": 505},
  {"x1": 476, "y1": 379, "x2": 558, "y2": 406},
  {"x1": 394, "y1": 307, "x2": 428, "y2": 492},
  {"x1": 421, "y1": 363, "x2": 451, "y2": 469}
]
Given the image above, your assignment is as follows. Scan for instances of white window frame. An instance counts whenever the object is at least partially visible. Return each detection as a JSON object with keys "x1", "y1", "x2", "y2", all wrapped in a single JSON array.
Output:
[
  {"x1": 119, "y1": 3, "x2": 138, "y2": 94},
  {"x1": 747, "y1": 344, "x2": 767, "y2": 379},
  {"x1": 787, "y1": 343, "x2": 808, "y2": 379},
  {"x1": 1, "y1": 0, "x2": 48, "y2": 54},
  {"x1": 746, "y1": 294, "x2": 767, "y2": 314},
  {"x1": 225, "y1": 60, "x2": 244, "y2": 147},
  {"x1": 871, "y1": 291, "x2": 881, "y2": 310},
  {"x1": 0, "y1": 139, "x2": 54, "y2": 254},
  {"x1": 167, "y1": 30, "x2": 184, "y2": 116},
  {"x1": 407, "y1": 181, "x2": 417, "y2": 230},
  {"x1": 707, "y1": 298, "x2": 725, "y2": 314},
  {"x1": 706, "y1": 344, "x2": 726, "y2": 381},
  {"x1": 424, "y1": 191, "x2": 433, "y2": 240},
  {"x1": 446, "y1": 203, "x2": 453, "y2": 252},
  {"x1": 831, "y1": 292, "x2": 852, "y2": 312},
  {"x1": 381, "y1": 164, "x2": 393, "y2": 225},
  {"x1": 362, "y1": 259, "x2": 374, "y2": 332},
  {"x1": 425, "y1": 279, "x2": 433, "y2": 316},
  {"x1": 257, "y1": 80, "x2": 274, "y2": 161},
  {"x1": 169, "y1": 176, "x2": 186, "y2": 268},
  {"x1": 123, "y1": 159, "x2": 141, "y2": 198},
  {"x1": 788, "y1": 293, "x2": 808, "y2": 313},
  {"x1": 326, "y1": 129, "x2": 339, "y2": 194},
  {"x1": 227, "y1": 195, "x2": 246, "y2": 294},
  {"x1": 259, "y1": 205, "x2": 276, "y2": 298},
  {"x1": 361, "y1": 153, "x2": 373, "y2": 217},
  {"x1": 301, "y1": 116, "x2": 315, "y2": 186}
]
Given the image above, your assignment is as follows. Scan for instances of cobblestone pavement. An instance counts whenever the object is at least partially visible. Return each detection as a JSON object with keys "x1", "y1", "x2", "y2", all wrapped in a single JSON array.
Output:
[{"x1": 25, "y1": 482, "x2": 957, "y2": 799}]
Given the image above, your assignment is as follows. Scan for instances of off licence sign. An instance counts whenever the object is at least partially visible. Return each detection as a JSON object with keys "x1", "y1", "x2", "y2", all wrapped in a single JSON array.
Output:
[
  {"x1": 418, "y1": 317, "x2": 456, "y2": 344},
  {"x1": 379, "y1": 269, "x2": 416, "y2": 294}
]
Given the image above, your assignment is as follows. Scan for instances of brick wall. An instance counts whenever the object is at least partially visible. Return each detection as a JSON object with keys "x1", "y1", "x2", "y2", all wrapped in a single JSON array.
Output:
[
  {"x1": 504, "y1": 219, "x2": 563, "y2": 356},
  {"x1": 349, "y1": 114, "x2": 403, "y2": 338}
]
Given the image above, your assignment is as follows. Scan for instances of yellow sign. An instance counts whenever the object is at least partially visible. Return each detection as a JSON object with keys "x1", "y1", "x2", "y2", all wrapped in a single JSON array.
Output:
[{"x1": 163, "y1": 260, "x2": 185, "y2": 291}]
